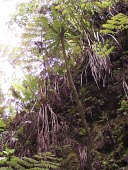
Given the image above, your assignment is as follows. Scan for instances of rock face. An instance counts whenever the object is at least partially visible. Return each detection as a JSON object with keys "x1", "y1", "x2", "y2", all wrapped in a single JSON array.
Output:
[{"x1": 5, "y1": 28, "x2": 128, "y2": 170}]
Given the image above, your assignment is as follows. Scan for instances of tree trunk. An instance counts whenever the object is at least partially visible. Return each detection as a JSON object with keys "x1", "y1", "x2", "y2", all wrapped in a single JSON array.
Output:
[{"x1": 60, "y1": 37, "x2": 92, "y2": 170}]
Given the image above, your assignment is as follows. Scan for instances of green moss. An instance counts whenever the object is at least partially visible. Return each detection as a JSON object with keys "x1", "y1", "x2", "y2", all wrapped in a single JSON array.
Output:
[{"x1": 17, "y1": 126, "x2": 24, "y2": 136}]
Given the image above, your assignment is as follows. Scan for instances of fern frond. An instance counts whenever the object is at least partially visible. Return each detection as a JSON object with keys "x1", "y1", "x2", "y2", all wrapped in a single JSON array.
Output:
[
  {"x1": 0, "y1": 168, "x2": 13, "y2": 170},
  {"x1": 100, "y1": 13, "x2": 128, "y2": 34},
  {"x1": 29, "y1": 168, "x2": 45, "y2": 170},
  {"x1": 23, "y1": 157, "x2": 38, "y2": 164},
  {"x1": 100, "y1": 29, "x2": 114, "y2": 34},
  {"x1": 36, "y1": 160, "x2": 60, "y2": 169},
  {"x1": 102, "y1": 24, "x2": 115, "y2": 30},
  {"x1": 17, "y1": 159, "x2": 33, "y2": 168}
]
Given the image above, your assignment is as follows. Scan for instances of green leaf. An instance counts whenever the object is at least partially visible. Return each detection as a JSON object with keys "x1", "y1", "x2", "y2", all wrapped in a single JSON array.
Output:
[
  {"x1": 8, "y1": 149, "x2": 15, "y2": 154},
  {"x1": 40, "y1": 16, "x2": 48, "y2": 26},
  {"x1": 62, "y1": 9, "x2": 68, "y2": 15},
  {"x1": 0, "y1": 119, "x2": 6, "y2": 128},
  {"x1": 55, "y1": 5, "x2": 60, "y2": 10},
  {"x1": 0, "y1": 157, "x2": 7, "y2": 165}
]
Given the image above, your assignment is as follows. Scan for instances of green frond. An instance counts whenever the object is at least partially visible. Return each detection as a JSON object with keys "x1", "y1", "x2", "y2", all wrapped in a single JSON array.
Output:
[
  {"x1": 102, "y1": 24, "x2": 115, "y2": 30},
  {"x1": 35, "y1": 161, "x2": 59, "y2": 169},
  {"x1": 23, "y1": 157, "x2": 38, "y2": 164},
  {"x1": 93, "y1": 42, "x2": 114, "y2": 58},
  {"x1": 0, "y1": 119, "x2": 6, "y2": 129},
  {"x1": 29, "y1": 168, "x2": 44, "y2": 170},
  {"x1": 0, "y1": 157, "x2": 7, "y2": 165},
  {"x1": 17, "y1": 159, "x2": 33, "y2": 168},
  {"x1": 45, "y1": 40, "x2": 60, "y2": 51},
  {"x1": 41, "y1": 152, "x2": 61, "y2": 161},
  {"x1": 0, "y1": 152, "x2": 61, "y2": 170},
  {"x1": 107, "y1": 20, "x2": 117, "y2": 25},
  {"x1": 101, "y1": 13, "x2": 128, "y2": 34},
  {"x1": 0, "y1": 168, "x2": 13, "y2": 170},
  {"x1": 100, "y1": 29, "x2": 115, "y2": 34},
  {"x1": 40, "y1": 16, "x2": 49, "y2": 26}
]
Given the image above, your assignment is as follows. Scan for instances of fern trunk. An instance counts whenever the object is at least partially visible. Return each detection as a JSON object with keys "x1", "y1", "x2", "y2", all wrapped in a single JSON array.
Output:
[{"x1": 60, "y1": 36, "x2": 92, "y2": 170}]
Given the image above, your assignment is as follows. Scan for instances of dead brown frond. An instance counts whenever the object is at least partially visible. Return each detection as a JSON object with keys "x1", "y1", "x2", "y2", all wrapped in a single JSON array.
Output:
[
  {"x1": 37, "y1": 106, "x2": 50, "y2": 153},
  {"x1": 123, "y1": 80, "x2": 128, "y2": 100},
  {"x1": 78, "y1": 145, "x2": 87, "y2": 168},
  {"x1": 88, "y1": 48, "x2": 111, "y2": 87},
  {"x1": 82, "y1": 31, "x2": 112, "y2": 87},
  {"x1": 47, "y1": 104, "x2": 59, "y2": 148},
  {"x1": 37, "y1": 104, "x2": 59, "y2": 153}
]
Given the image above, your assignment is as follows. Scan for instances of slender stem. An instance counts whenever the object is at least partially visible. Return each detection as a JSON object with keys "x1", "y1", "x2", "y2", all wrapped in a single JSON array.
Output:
[{"x1": 60, "y1": 36, "x2": 92, "y2": 170}]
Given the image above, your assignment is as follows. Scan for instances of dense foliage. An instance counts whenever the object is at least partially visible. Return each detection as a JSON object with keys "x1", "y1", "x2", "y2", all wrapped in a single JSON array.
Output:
[{"x1": 0, "y1": 0, "x2": 128, "y2": 169}]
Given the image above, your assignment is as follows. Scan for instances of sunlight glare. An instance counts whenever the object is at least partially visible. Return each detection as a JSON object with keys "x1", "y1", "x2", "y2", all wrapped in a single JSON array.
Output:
[{"x1": 0, "y1": 0, "x2": 28, "y2": 93}]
